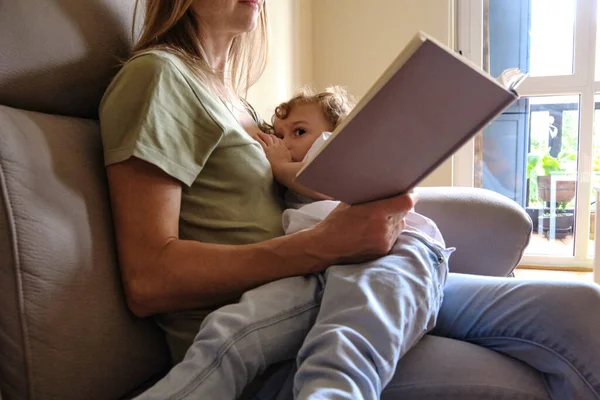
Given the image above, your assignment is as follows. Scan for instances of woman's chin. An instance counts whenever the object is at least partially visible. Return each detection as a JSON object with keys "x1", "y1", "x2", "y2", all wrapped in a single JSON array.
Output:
[{"x1": 232, "y1": 19, "x2": 259, "y2": 34}]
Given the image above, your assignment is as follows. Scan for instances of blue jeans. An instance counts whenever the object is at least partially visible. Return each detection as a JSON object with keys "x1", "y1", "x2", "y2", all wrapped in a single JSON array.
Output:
[
  {"x1": 254, "y1": 275, "x2": 600, "y2": 400},
  {"x1": 135, "y1": 232, "x2": 451, "y2": 400}
]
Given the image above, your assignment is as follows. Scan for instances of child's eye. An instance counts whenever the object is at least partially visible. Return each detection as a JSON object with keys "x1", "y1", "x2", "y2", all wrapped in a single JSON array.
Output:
[{"x1": 294, "y1": 128, "x2": 307, "y2": 136}]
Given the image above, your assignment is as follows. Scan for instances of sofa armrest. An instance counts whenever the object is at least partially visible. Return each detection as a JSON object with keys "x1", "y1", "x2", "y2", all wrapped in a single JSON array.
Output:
[{"x1": 414, "y1": 187, "x2": 532, "y2": 277}]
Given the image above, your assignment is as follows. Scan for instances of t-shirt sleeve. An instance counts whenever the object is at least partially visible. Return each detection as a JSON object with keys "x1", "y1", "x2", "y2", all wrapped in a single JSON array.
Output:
[{"x1": 99, "y1": 53, "x2": 223, "y2": 186}]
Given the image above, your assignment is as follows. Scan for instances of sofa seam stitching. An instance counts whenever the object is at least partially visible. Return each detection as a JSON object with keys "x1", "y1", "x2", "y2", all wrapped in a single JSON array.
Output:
[{"x1": 0, "y1": 120, "x2": 35, "y2": 400}]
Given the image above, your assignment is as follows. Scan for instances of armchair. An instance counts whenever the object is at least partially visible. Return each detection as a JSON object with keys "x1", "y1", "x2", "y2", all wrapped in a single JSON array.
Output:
[{"x1": 0, "y1": 1, "x2": 547, "y2": 399}]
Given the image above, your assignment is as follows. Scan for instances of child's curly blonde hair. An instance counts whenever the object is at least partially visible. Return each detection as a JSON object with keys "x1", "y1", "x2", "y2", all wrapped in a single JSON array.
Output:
[{"x1": 270, "y1": 86, "x2": 356, "y2": 131}]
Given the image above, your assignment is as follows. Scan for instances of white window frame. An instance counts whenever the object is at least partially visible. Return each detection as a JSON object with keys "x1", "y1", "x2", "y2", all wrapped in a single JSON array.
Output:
[{"x1": 455, "y1": 0, "x2": 598, "y2": 268}]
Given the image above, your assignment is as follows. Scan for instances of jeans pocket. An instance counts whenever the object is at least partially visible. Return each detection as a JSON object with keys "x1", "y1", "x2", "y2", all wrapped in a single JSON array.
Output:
[{"x1": 402, "y1": 232, "x2": 454, "y2": 268}]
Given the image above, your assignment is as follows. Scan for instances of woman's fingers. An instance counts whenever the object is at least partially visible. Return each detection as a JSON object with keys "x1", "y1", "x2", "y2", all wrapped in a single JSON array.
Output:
[
  {"x1": 333, "y1": 201, "x2": 350, "y2": 211},
  {"x1": 385, "y1": 192, "x2": 417, "y2": 215},
  {"x1": 358, "y1": 193, "x2": 416, "y2": 219},
  {"x1": 407, "y1": 190, "x2": 419, "y2": 206}
]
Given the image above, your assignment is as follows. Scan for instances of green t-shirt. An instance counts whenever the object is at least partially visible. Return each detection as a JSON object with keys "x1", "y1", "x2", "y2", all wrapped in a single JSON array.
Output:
[{"x1": 99, "y1": 50, "x2": 285, "y2": 363}]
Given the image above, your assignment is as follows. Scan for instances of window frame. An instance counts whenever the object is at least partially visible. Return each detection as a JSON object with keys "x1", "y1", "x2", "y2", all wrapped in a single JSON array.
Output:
[{"x1": 455, "y1": 0, "x2": 598, "y2": 268}]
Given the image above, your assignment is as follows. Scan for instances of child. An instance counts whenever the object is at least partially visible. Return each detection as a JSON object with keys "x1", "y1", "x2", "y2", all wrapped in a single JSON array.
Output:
[{"x1": 137, "y1": 87, "x2": 454, "y2": 400}]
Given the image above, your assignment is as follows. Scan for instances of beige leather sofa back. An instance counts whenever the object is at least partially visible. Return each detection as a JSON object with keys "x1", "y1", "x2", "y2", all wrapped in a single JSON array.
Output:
[{"x1": 0, "y1": 1, "x2": 169, "y2": 399}]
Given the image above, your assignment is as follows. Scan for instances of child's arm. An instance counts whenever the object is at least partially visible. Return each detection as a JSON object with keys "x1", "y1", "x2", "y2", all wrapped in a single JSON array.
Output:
[{"x1": 272, "y1": 162, "x2": 333, "y2": 200}]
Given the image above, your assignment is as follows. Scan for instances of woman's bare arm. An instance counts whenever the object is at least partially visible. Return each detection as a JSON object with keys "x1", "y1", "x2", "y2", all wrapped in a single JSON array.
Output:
[{"x1": 107, "y1": 158, "x2": 414, "y2": 317}]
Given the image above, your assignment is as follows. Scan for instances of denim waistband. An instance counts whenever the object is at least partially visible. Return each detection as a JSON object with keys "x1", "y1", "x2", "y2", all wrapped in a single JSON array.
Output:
[{"x1": 401, "y1": 231, "x2": 455, "y2": 264}]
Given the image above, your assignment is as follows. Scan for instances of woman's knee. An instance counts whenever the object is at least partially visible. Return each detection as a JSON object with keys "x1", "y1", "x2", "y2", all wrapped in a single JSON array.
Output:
[
  {"x1": 524, "y1": 281, "x2": 600, "y2": 328},
  {"x1": 558, "y1": 282, "x2": 599, "y2": 309}
]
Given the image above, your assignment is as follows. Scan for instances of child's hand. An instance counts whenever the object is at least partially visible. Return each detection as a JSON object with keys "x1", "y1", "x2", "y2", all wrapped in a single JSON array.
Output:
[{"x1": 257, "y1": 132, "x2": 293, "y2": 166}]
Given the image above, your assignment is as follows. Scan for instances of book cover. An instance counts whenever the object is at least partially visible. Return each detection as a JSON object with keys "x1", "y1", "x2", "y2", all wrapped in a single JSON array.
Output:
[{"x1": 295, "y1": 32, "x2": 525, "y2": 205}]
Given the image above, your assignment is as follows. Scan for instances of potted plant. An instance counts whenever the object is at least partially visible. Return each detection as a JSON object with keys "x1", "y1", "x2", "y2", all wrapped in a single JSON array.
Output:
[
  {"x1": 538, "y1": 202, "x2": 573, "y2": 239},
  {"x1": 527, "y1": 150, "x2": 576, "y2": 239}
]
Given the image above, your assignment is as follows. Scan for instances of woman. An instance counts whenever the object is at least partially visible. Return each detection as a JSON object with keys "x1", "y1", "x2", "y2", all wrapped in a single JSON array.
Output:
[{"x1": 99, "y1": 0, "x2": 600, "y2": 399}]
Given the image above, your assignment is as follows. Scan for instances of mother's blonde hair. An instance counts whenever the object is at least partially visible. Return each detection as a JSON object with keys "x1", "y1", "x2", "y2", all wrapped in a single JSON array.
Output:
[{"x1": 131, "y1": 0, "x2": 269, "y2": 99}]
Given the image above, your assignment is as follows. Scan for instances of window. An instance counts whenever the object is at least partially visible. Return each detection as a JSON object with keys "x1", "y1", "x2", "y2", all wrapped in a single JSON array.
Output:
[{"x1": 457, "y1": 0, "x2": 599, "y2": 268}]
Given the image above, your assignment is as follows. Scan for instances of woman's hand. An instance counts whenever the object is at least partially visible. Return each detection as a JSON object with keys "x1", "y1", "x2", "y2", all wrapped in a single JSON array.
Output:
[
  {"x1": 310, "y1": 192, "x2": 418, "y2": 266},
  {"x1": 256, "y1": 132, "x2": 292, "y2": 167}
]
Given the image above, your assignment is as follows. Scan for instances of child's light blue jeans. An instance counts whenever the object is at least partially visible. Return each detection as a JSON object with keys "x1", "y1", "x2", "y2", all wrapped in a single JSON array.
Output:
[{"x1": 135, "y1": 231, "x2": 451, "y2": 400}]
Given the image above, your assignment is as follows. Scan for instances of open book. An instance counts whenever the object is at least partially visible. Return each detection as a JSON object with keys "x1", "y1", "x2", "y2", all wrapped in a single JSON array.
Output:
[{"x1": 294, "y1": 31, "x2": 527, "y2": 205}]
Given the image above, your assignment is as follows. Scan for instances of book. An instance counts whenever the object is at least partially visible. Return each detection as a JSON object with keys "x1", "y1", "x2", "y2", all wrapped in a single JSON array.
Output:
[{"x1": 294, "y1": 31, "x2": 527, "y2": 205}]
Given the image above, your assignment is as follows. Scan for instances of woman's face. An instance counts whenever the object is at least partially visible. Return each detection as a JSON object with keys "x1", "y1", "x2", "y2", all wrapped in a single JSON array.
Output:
[
  {"x1": 192, "y1": 0, "x2": 263, "y2": 36},
  {"x1": 273, "y1": 103, "x2": 335, "y2": 162}
]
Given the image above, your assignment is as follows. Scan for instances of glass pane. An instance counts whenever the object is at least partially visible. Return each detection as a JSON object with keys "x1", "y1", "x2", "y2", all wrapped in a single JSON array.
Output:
[
  {"x1": 589, "y1": 95, "x2": 600, "y2": 257},
  {"x1": 529, "y1": 0, "x2": 576, "y2": 76},
  {"x1": 480, "y1": 95, "x2": 580, "y2": 257},
  {"x1": 596, "y1": 5, "x2": 600, "y2": 80},
  {"x1": 488, "y1": 0, "x2": 575, "y2": 78}
]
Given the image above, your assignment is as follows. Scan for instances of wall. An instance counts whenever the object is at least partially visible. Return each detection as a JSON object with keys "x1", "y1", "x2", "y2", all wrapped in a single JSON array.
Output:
[
  {"x1": 311, "y1": 0, "x2": 456, "y2": 187},
  {"x1": 247, "y1": 0, "x2": 313, "y2": 119}
]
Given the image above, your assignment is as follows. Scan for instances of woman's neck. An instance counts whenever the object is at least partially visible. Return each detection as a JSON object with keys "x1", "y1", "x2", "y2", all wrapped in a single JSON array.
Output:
[{"x1": 197, "y1": 26, "x2": 235, "y2": 82}]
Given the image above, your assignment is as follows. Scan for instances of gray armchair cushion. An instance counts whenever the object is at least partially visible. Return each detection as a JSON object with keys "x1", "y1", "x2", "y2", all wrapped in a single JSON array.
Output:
[
  {"x1": 383, "y1": 335, "x2": 549, "y2": 400},
  {"x1": 415, "y1": 187, "x2": 532, "y2": 276},
  {"x1": 0, "y1": 105, "x2": 168, "y2": 400}
]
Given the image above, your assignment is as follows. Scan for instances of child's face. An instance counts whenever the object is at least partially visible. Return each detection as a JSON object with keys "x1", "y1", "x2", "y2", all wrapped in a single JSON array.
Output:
[{"x1": 272, "y1": 103, "x2": 335, "y2": 162}]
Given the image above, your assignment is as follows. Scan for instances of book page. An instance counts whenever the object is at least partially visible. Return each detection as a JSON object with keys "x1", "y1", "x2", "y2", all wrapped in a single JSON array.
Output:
[{"x1": 496, "y1": 68, "x2": 528, "y2": 92}]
